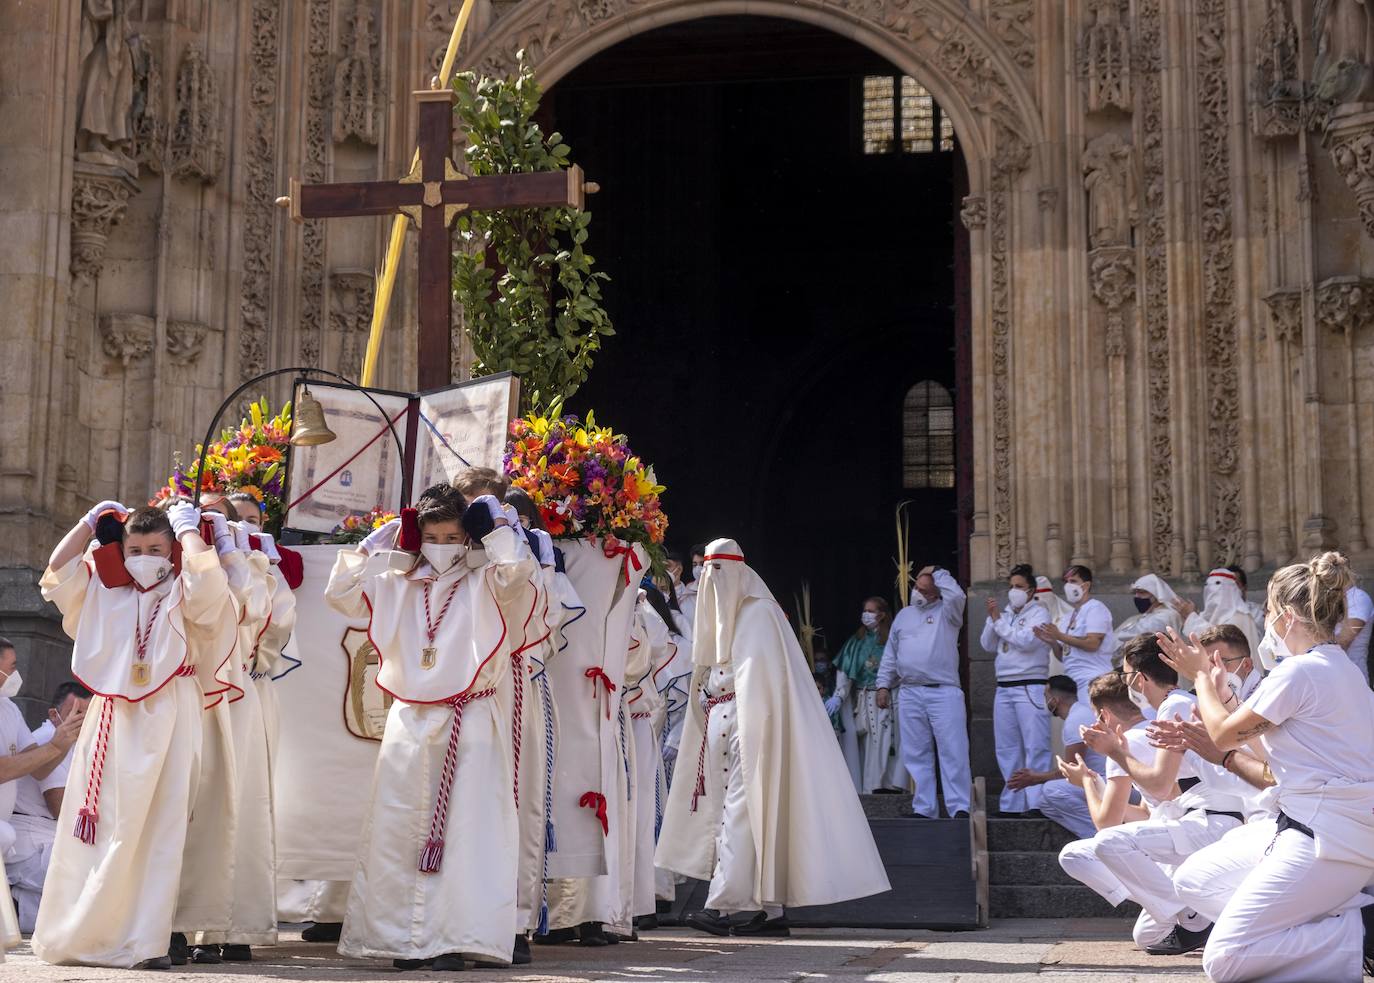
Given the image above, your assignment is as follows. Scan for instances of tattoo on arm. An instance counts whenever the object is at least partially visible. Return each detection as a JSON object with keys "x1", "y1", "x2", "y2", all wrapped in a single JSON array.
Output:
[{"x1": 1235, "y1": 720, "x2": 1273, "y2": 740}]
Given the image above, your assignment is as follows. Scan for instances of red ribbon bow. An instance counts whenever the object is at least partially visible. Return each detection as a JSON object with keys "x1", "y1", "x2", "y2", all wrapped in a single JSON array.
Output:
[
  {"x1": 579, "y1": 791, "x2": 609, "y2": 835},
  {"x1": 585, "y1": 666, "x2": 617, "y2": 719},
  {"x1": 602, "y1": 538, "x2": 643, "y2": 585}
]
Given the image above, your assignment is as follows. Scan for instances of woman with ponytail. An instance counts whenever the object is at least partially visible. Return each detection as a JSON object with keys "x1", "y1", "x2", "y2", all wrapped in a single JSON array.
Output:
[{"x1": 1159, "y1": 552, "x2": 1374, "y2": 982}]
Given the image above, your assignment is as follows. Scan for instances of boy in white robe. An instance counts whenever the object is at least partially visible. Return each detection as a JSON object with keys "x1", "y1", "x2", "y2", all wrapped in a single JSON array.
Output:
[
  {"x1": 657, "y1": 539, "x2": 889, "y2": 936},
  {"x1": 326, "y1": 487, "x2": 537, "y2": 971},
  {"x1": 35, "y1": 501, "x2": 234, "y2": 969}
]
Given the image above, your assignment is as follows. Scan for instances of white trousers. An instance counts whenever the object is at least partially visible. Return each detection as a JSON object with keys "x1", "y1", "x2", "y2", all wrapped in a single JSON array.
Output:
[
  {"x1": 993, "y1": 684, "x2": 1051, "y2": 813},
  {"x1": 1060, "y1": 811, "x2": 1239, "y2": 947},
  {"x1": 5, "y1": 812, "x2": 56, "y2": 933},
  {"x1": 1179, "y1": 823, "x2": 1374, "y2": 983},
  {"x1": 895, "y1": 685, "x2": 970, "y2": 816},
  {"x1": 1039, "y1": 779, "x2": 1096, "y2": 839},
  {"x1": 703, "y1": 700, "x2": 779, "y2": 919}
]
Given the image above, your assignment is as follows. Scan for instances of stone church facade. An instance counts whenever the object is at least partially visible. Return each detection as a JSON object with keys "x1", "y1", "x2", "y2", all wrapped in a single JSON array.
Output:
[{"x1": 2, "y1": 0, "x2": 1372, "y2": 711}]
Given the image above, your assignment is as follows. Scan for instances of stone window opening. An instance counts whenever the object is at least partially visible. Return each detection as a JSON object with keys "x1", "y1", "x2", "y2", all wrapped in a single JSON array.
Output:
[
  {"x1": 862, "y1": 75, "x2": 955, "y2": 155},
  {"x1": 903, "y1": 380, "x2": 956, "y2": 489}
]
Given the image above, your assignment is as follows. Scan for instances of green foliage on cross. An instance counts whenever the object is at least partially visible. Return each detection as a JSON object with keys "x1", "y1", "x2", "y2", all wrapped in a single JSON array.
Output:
[{"x1": 451, "y1": 55, "x2": 614, "y2": 413}]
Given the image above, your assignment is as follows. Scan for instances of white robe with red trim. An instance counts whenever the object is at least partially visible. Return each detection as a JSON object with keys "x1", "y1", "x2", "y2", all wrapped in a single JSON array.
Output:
[
  {"x1": 324, "y1": 526, "x2": 537, "y2": 963},
  {"x1": 624, "y1": 603, "x2": 663, "y2": 918},
  {"x1": 33, "y1": 548, "x2": 234, "y2": 967},
  {"x1": 515, "y1": 566, "x2": 555, "y2": 933},
  {"x1": 543, "y1": 540, "x2": 644, "y2": 934}
]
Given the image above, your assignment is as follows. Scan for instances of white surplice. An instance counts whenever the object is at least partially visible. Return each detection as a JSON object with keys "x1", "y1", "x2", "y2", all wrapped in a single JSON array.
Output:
[
  {"x1": 325, "y1": 527, "x2": 537, "y2": 964},
  {"x1": 33, "y1": 548, "x2": 235, "y2": 967}
]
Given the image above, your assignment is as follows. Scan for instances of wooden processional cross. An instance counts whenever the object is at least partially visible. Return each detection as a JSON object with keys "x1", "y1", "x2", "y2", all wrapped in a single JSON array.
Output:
[{"x1": 281, "y1": 88, "x2": 596, "y2": 389}]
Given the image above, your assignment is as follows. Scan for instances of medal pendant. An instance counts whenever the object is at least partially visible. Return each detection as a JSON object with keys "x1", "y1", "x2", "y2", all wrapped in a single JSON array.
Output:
[
  {"x1": 421, "y1": 646, "x2": 437, "y2": 670},
  {"x1": 132, "y1": 662, "x2": 151, "y2": 686}
]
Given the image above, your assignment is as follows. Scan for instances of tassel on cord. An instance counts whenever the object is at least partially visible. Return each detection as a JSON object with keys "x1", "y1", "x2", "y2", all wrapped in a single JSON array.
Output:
[
  {"x1": 418, "y1": 688, "x2": 494, "y2": 874},
  {"x1": 545, "y1": 818, "x2": 558, "y2": 855},
  {"x1": 419, "y1": 837, "x2": 445, "y2": 874},
  {"x1": 538, "y1": 672, "x2": 557, "y2": 853},
  {"x1": 74, "y1": 698, "x2": 115, "y2": 844},
  {"x1": 537, "y1": 901, "x2": 549, "y2": 937}
]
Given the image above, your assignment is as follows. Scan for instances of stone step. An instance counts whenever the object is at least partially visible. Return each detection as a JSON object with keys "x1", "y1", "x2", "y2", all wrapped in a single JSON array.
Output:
[
  {"x1": 991, "y1": 884, "x2": 1140, "y2": 920},
  {"x1": 989, "y1": 850, "x2": 1078, "y2": 887},
  {"x1": 986, "y1": 817, "x2": 1079, "y2": 852}
]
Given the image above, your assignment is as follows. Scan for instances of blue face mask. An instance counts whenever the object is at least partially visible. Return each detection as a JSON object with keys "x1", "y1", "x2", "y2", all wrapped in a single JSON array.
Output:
[{"x1": 1133, "y1": 597, "x2": 1152, "y2": 614}]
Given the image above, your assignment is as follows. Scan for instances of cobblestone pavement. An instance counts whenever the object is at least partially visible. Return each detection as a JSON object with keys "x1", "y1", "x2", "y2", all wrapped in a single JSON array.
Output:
[{"x1": 0, "y1": 919, "x2": 1221, "y2": 982}]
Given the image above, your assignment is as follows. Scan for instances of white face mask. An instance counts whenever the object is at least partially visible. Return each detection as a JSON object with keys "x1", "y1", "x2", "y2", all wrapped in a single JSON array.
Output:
[
  {"x1": 1224, "y1": 671, "x2": 1245, "y2": 701},
  {"x1": 910, "y1": 587, "x2": 924, "y2": 608},
  {"x1": 421, "y1": 543, "x2": 464, "y2": 573},
  {"x1": 1008, "y1": 588, "x2": 1029, "y2": 610},
  {"x1": 1064, "y1": 582, "x2": 1086, "y2": 604},
  {"x1": 860, "y1": 611, "x2": 879, "y2": 628},
  {"x1": 125, "y1": 555, "x2": 173, "y2": 591},
  {"x1": 691, "y1": 565, "x2": 704, "y2": 581},
  {"x1": 1127, "y1": 682, "x2": 1151, "y2": 712},
  {"x1": 1255, "y1": 622, "x2": 1283, "y2": 671},
  {"x1": 0, "y1": 669, "x2": 20, "y2": 699}
]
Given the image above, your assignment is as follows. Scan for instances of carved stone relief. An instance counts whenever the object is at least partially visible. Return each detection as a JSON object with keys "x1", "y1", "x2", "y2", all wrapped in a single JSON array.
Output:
[
  {"x1": 1083, "y1": 133, "x2": 1136, "y2": 250},
  {"x1": 1078, "y1": 0, "x2": 1130, "y2": 115},
  {"x1": 76, "y1": 0, "x2": 136, "y2": 158},
  {"x1": 128, "y1": 34, "x2": 164, "y2": 171},
  {"x1": 169, "y1": 42, "x2": 222, "y2": 182},
  {"x1": 1312, "y1": 0, "x2": 1374, "y2": 105},
  {"x1": 1315, "y1": 275, "x2": 1374, "y2": 333},
  {"x1": 1089, "y1": 246, "x2": 1136, "y2": 357},
  {"x1": 960, "y1": 194, "x2": 987, "y2": 230},
  {"x1": 1253, "y1": 0, "x2": 1302, "y2": 138},
  {"x1": 299, "y1": 0, "x2": 332, "y2": 368},
  {"x1": 987, "y1": 0, "x2": 1035, "y2": 72},
  {"x1": 100, "y1": 313, "x2": 155, "y2": 367},
  {"x1": 1263, "y1": 288, "x2": 1303, "y2": 344},
  {"x1": 1324, "y1": 104, "x2": 1374, "y2": 240},
  {"x1": 240, "y1": 0, "x2": 282, "y2": 380},
  {"x1": 334, "y1": 1, "x2": 380, "y2": 145},
  {"x1": 166, "y1": 320, "x2": 208, "y2": 364},
  {"x1": 70, "y1": 160, "x2": 140, "y2": 282},
  {"x1": 330, "y1": 270, "x2": 375, "y2": 381}
]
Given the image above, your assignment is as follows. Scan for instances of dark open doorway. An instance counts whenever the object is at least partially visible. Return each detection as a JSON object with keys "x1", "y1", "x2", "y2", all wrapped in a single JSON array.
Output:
[{"x1": 549, "y1": 16, "x2": 970, "y2": 651}]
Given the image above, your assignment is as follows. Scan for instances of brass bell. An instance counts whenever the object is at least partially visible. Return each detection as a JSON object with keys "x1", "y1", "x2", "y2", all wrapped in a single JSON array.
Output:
[{"x1": 290, "y1": 388, "x2": 338, "y2": 446}]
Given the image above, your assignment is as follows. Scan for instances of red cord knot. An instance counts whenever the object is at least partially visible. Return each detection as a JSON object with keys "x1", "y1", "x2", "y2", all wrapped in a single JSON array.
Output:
[
  {"x1": 579, "y1": 791, "x2": 609, "y2": 835},
  {"x1": 585, "y1": 666, "x2": 617, "y2": 719},
  {"x1": 602, "y1": 537, "x2": 643, "y2": 586},
  {"x1": 691, "y1": 692, "x2": 736, "y2": 813}
]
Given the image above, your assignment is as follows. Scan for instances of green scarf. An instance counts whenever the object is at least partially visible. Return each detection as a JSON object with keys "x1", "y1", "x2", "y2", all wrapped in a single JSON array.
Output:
[{"x1": 835, "y1": 630, "x2": 884, "y2": 689}]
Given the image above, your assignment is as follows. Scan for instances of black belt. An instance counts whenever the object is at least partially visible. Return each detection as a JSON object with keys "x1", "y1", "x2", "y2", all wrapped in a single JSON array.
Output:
[
  {"x1": 1178, "y1": 776, "x2": 1201, "y2": 793},
  {"x1": 998, "y1": 678, "x2": 1048, "y2": 688},
  {"x1": 1277, "y1": 810, "x2": 1314, "y2": 839},
  {"x1": 1205, "y1": 809, "x2": 1244, "y2": 823}
]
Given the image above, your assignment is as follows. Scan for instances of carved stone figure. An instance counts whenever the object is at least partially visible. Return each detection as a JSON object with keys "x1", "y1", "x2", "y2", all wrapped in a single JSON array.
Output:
[
  {"x1": 76, "y1": 0, "x2": 135, "y2": 156},
  {"x1": 1313, "y1": 0, "x2": 1374, "y2": 104},
  {"x1": 169, "y1": 43, "x2": 223, "y2": 182},
  {"x1": 1079, "y1": 0, "x2": 1131, "y2": 114},
  {"x1": 334, "y1": 2, "x2": 380, "y2": 145},
  {"x1": 1083, "y1": 134, "x2": 1137, "y2": 249},
  {"x1": 1254, "y1": 0, "x2": 1302, "y2": 138}
]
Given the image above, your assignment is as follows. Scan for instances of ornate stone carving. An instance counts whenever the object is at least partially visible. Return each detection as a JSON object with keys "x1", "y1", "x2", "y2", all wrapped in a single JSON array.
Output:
[
  {"x1": 76, "y1": 0, "x2": 135, "y2": 157},
  {"x1": 240, "y1": 0, "x2": 282, "y2": 380},
  {"x1": 1253, "y1": 0, "x2": 1303, "y2": 138},
  {"x1": 334, "y1": 1, "x2": 380, "y2": 145},
  {"x1": 1088, "y1": 246, "x2": 1136, "y2": 357},
  {"x1": 99, "y1": 313, "x2": 154, "y2": 366},
  {"x1": 128, "y1": 35, "x2": 164, "y2": 171},
  {"x1": 1138, "y1": 0, "x2": 1174, "y2": 570},
  {"x1": 1315, "y1": 275, "x2": 1374, "y2": 333},
  {"x1": 1037, "y1": 187, "x2": 1058, "y2": 211},
  {"x1": 960, "y1": 194, "x2": 987, "y2": 230},
  {"x1": 166, "y1": 320, "x2": 208, "y2": 365},
  {"x1": 988, "y1": 0, "x2": 1035, "y2": 72},
  {"x1": 299, "y1": 0, "x2": 332, "y2": 368},
  {"x1": 1197, "y1": 0, "x2": 1242, "y2": 564},
  {"x1": 330, "y1": 270, "x2": 375, "y2": 381},
  {"x1": 1312, "y1": 0, "x2": 1374, "y2": 105},
  {"x1": 70, "y1": 160, "x2": 139, "y2": 282},
  {"x1": 169, "y1": 43, "x2": 223, "y2": 183},
  {"x1": 1082, "y1": 134, "x2": 1136, "y2": 249},
  {"x1": 1324, "y1": 104, "x2": 1374, "y2": 239},
  {"x1": 1078, "y1": 0, "x2": 1131, "y2": 114},
  {"x1": 1263, "y1": 288, "x2": 1303, "y2": 343}
]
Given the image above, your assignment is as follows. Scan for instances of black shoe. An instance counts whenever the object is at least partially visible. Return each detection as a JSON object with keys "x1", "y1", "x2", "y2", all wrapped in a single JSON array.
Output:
[
  {"x1": 1144, "y1": 922, "x2": 1212, "y2": 956},
  {"x1": 684, "y1": 909, "x2": 732, "y2": 937},
  {"x1": 432, "y1": 953, "x2": 467, "y2": 971},
  {"x1": 608, "y1": 930, "x2": 636, "y2": 943},
  {"x1": 732, "y1": 912, "x2": 791, "y2": 937},
  {"x1": 393, "y1": 958, "x2": 430, "y2": 970},
  {"x1": 655, "y1": 899, "x2": 672, "y2": 914},
  {"x1": 512, "y1": 935, "x2": 532, "y2": 965},
  {"x1": 1361, "y1": 903, "x2": 1374, "y2": 971},
  {"x1": 301, "y1": 921, "x2": 343, "y2": 942},
  {"x1": 137, "y1": 955, "x2": 172, "y2": 970},
  {"x1": 191, "y1": 945, "x2": 222, "y2": 964},
  {"x1": 636, "y1": 914, "x2": 659, "y2": 930},
  {"x1": 952, "y1": 810, "x2": 970, "y2": 819},
  {"x1": 577, "y1": 921, "x2": 610, "y2": 947},
  {"x1": 873, "y1": 787, "x2": 903, "y2": 794},
  {"x1": 169, "y1": 933, "x2": 188, "y2": 966},
  {"x1": 532, "y1": 927, "x2": 577, "y2": 945},
  {"x1": 221, "y1": 944, "x2": 252, "y2": 962},
  {"x1": 904, "y1": 812, "x2": 934, "y2": 819}
]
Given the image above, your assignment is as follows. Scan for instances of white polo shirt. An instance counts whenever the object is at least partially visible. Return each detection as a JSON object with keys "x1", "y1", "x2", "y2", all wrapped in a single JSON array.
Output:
[
  {"x1": 980, "y1": 601, "x2": 1052, "y2": 680},
  {"x1": 14, "y1": 720, "x2": 70, "y2": 819},
  {"x1": 876, "y1": 570, "x2": 967, "y2": 689},
  {"x1": 1057, "y1": 598, "x2": 1116, "y2": 682},
  {"x1": 0, "y1": 698, "x2": 33, "y2": 822},
  {"x1": 1343, "y1": 586, "x2": 1373, "y2": 673}
]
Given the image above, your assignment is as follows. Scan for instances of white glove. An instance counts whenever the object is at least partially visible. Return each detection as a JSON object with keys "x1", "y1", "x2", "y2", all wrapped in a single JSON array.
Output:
[
  {"x1": 167, "y1": 502, "x2": 202, "y2": 539},
  {"x1": 360, "y1": 517, "x2": 401, "y2": 556},
  {"x1": 231, "y1": 520, "x2": 253, "y2": 553},
  {"x1": 207, "y1": 512, "x2": 236, "y2": 555},
  {"x1": 529, "y1": 528, "x2": 555, "y2": 567},
  {"x1": 469, "y1": 495, "x2": 506, "y2": 527},
  {"x1": 82, "y1": 499, "x2": 129, "y2": 532},
  {"x1": 824, "y1": 695, "x2": 842, "y2": 716},
  {"x1": 502, "y1": 503, "x2": 521, "y2": 528},
  {"x1": 256, "y1": 531, "x2": 282, "y2": 563}
]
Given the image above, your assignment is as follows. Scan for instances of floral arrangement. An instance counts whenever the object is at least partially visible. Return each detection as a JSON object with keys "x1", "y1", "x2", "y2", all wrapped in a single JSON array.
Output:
[
  {"x1": 503, "y1": 403, "x2": 668, "y2": 571},
  {"x1": 160, "y1": 398, "x2": 292, "y2": 532},
  {"x1": 327, "y1": 507, "x2": 400, "y2": 545}
]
